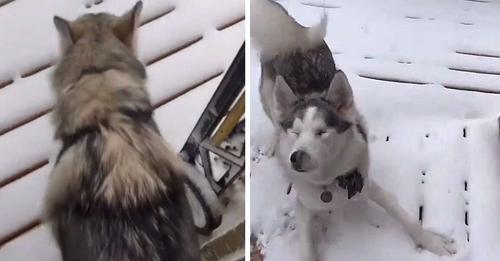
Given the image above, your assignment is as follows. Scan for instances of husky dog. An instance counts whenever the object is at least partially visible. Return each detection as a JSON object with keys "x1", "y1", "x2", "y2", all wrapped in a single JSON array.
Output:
[
  {"x1": 251, "y1": 0, "x2": 457, "y2": 260},
  {"x1": 45, "y1": 2, "x2": 201, "y2": 260}
]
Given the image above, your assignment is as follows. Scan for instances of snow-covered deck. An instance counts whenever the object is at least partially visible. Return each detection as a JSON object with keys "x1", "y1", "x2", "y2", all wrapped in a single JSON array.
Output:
[
  {"x1": 0, "y1": 0, "x2": 244, "y2": 260},
  {"x1": 251, "y1": 1, "x2": 500, "y2": 260}
]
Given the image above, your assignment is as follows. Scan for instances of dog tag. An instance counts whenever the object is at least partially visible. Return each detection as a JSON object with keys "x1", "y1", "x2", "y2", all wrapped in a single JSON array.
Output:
[{"x1": 320, "y1": 191, "x2": 332, "y2": 203}]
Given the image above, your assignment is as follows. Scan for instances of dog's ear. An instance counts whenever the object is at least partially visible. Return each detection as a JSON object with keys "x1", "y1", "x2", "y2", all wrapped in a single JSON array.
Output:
[
  {"x1": 274, "y1": 75, "x2": 297, "y2": 116},
  {"x1": 114, "y1": 1, "x2": 143, "y2": 48},
  {"x1": 54, "y1": 16, "x2": 76, "y2": 52},
  {"x1": 325, "y1": 70, "x2": 353, "y2": 112}
]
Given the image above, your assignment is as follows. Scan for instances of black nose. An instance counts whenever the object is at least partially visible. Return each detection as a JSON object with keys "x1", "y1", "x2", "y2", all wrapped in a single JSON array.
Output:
[{"x1": 290, "y1": 150, "x2": 310, "y2": 172}]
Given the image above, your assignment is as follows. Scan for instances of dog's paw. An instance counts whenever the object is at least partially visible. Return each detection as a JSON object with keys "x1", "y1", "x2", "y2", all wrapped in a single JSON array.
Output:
[
  {"x1": 415, "y1": 230, "x2": 456, "y2": 256},
  {"x1": 251, "y1": 149, "x2": 263, "y2": 163},
  {"x1": 262, "y1": 143, "x2": 275, "y2": 158}
]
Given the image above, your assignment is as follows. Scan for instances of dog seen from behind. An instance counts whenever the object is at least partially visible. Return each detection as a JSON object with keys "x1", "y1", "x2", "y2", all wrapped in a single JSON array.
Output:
[{"x1": 44, "y1": 2, "x2": 200, "y2": 260}]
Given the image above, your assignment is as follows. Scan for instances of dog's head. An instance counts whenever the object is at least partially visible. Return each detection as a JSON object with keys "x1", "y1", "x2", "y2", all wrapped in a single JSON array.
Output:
[
  {"x1": 54, "y1": 1, "x2": 142, "y2": 54},
  {"x1": 52, "y1": 2, "x2": 145, "y2": 93},
  {"x1": 274, "y1": 70, "x2": 365, "y2": 178}
]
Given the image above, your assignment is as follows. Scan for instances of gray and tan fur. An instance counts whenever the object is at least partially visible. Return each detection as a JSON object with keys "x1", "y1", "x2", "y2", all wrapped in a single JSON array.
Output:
[
  {"x1": 251, "y1": 0, "x2": 457, "y2": 260},
  {"x1": 45, "y1": 2, "x2": 200, "y2": 260}
]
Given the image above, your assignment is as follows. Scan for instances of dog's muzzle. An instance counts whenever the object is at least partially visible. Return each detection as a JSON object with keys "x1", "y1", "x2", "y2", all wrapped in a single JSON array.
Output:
[{"x1": 290, "y1": 150, "x2": 311, "y2": 172}]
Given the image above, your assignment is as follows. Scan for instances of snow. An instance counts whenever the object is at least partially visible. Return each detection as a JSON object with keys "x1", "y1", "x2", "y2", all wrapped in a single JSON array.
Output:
[
  {"x1": 0, "y1": 0, "x2": 243, "y2": 134},
  {"x1": 0, "y1": 0, "x2": 243, "y2": 259},
  {"x1": 155, "y1": 75, "x2": 222, "y2": 152},
  {"x1": 0, "y1": 225, "x2": 60, "y2": 261},
  {"x1": 250, "y1": 0, "x2": 500, "y2": 260},
  {"x1": 0, "y1": 166, "x2": 50, "y2": 240},
  {"x1": 201, "y1": 178, "x2": 245, "y2": 245}
]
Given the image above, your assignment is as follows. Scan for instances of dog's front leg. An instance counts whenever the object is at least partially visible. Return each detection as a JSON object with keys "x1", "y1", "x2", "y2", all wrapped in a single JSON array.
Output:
[
  {"x1": 296, "y1": 199, "x2": 318, "y2": 261},
  {"x1": 262, "y1": 128, "x2": 279, "y2": 157},
  {"x1": 367, "y1": 180, "x2": 457, "y2": 256}
]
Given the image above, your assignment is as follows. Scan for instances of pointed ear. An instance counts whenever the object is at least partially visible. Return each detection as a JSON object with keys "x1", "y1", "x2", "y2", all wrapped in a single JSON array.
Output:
[
  {"x1": 273, "y1": 75, "x2": 297, "y2": 116},
  {"x1": 325, "y1": 70, "x2": 354, "y2": 112},
  {"x1": 114, "y1": 1, "x2": 143, "y2": 48},
  {"x1": 54, "y1": 16, "x2": 74, "y2": 51}
]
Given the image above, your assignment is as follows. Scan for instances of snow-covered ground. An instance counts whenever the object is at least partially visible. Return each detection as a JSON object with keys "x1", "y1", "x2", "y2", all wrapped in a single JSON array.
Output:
[
  {"x1": 0, "y1": 0, "x2": 243, "y2": 260},
  {"x1": 250, "y1": 0, "x2": 500, "y2": 260}
]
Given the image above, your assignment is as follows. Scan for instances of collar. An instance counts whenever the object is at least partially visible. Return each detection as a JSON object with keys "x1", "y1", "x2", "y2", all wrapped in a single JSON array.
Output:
[
  {"x1": 286, "y1": 168, "x2": 364, "y2": 200},
  {"x1": 55, "y1": 108, "x2": 153, "y2": 164},
  {"x1": 79, "y1": 66, "x2": 114, "y2": 79}
]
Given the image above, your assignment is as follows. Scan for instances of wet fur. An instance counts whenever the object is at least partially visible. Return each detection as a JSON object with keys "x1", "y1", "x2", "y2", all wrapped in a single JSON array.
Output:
[{"x1": 45, "y1": 3, "x2": 200, "y2": 260}]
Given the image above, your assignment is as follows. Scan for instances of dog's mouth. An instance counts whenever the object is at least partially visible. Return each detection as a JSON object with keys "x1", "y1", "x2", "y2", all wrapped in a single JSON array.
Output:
[{"x1": 293, "y1": 167, "x2": 308, "y2": 173}]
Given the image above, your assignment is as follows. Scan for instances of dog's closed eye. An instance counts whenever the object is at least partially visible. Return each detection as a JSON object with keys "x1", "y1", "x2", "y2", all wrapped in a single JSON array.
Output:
[
  {"x1": 289, "y1": 129, "x2": 300, "y2": 136},
  {"x1": 315, "y1": 129, "x2": 326, "y2": 136}
]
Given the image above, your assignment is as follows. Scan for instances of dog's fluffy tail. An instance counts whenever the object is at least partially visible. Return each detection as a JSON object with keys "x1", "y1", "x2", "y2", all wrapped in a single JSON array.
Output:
[
  {"x1": 251, "y1": 0, "x2": 327, "y2": 62},
  {"x1": 181, "y1": 161, "x2": 223, "y2": 235}
]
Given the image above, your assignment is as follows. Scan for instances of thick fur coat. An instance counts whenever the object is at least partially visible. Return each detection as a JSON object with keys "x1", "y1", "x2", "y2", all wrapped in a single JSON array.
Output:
[{"x1": 45, "y1": 2, "x2": 200, "y2": 260}]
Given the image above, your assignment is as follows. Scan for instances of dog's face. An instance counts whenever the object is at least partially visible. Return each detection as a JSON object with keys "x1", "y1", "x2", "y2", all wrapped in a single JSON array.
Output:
[
  {"x1": 274, "y1": 70, "x2": 358, "y2": 177},
  {"x1": 53, "y1": 1, "x2": 142, "y2": 54}
]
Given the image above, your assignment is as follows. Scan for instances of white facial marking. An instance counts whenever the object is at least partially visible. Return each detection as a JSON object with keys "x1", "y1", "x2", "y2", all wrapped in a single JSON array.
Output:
[
  {"x1": 303, "y1": 107, "x2": 317, "y2": 126},
  {"x1": 291, "y1": 107, "x2": 318, "y2": 134},
  {"x1": 288, "y1": 107, "x2": 323, "y2": 172},
  {"x1": 291, "y1": 117, "x2": 303, "y2": 136},
  {"x1": 299, "y1": 106, "x2": 329, "y2": 137}
]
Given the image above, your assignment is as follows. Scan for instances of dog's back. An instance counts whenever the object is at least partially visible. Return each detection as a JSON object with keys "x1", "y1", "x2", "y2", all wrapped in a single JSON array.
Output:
[
  {"x1": 45, "y1": 3, "x2": 200, "y2": 260},
  {"x1": 252, "y1": 0, "x2": 336, "y2": 124}
]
